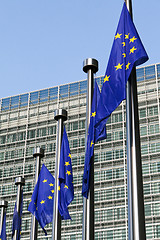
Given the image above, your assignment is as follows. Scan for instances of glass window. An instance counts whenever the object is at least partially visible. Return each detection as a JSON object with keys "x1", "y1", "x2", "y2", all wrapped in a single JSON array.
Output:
[
  {"x1": 145, "y1": 204, "x2": 151, "y2": 216},
  {"x1": 1, "y1": 98, "x2": 10, "y2": 111},
  {"x1": 80, "y1": 80, "x2": 87, "y2": 94},
  {"x1": 136, "y1": 67, "x2": 144, "y2": 82},
  {"x1": 143, "y1": 183, "x2": 150, "y2": 195},
  {"x1": 70, "y1": 82, "x2": 79, "y2": 96},
  {"x1": 139, "y1": 108, "x2": 146, "y2": 118},
  {"x1": 0, "y1": 136, "x2": 6, "y2": 144},
  {"x1": 39, "y1": 89, "x2": 48, "y2": 102},
  {"x1": 60, "y1": 85, "x2": 68, "y2": 99},
  {"x1": 140, "y1": 126, "x2": 147, "y2": 136},
  {"x1": 11, "y1": 96, "x2": 19, "y2": 109},
  {"x1": 141, "y1": 144, "x2": 148, "y2": 155},
  {"x1": 148, "y1": 106, "x2": 158, "y2": 116},
  {"x1": 30, "y1": 91, "x2": 39, "y2": 104},
  {"x1": 20, "y1": 94, "x2": 28, "y2": 107},
  {"x1": 49, "y1": 87, "x2": 58, "y2": 100},
  {"x1": 145, "y1": 65, "x2": 155, "y2": 80}
]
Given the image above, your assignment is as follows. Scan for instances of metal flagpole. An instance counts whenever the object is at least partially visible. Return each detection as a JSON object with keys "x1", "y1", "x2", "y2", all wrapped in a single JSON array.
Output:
[
  {"x1": 52, "y1": 109, "x2": 67, "y2": 240},
  {"x1": 82, "y1": 58, "x2": 98, "y2": 240},
  {"x1": 125, "y1": 0, "x2": 146, "y2": 239},
  {"x1": 13, "y1": 177, "x2": 25, "y2": 240},
  {"x1": 0, "y1": 200, "x2": 8, "y2": 236},
  {"x1": 30, "y1": 147, "x2": 44, "y2": 240}
]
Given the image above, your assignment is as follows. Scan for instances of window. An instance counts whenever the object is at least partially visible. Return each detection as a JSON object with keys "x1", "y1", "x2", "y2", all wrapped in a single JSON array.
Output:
[{"x1": 139, "y1": 108, "x2": 146, "y2": 118}]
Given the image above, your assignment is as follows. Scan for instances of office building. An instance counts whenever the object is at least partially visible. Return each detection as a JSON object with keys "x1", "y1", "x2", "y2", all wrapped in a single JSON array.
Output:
[{"x1": 0, "y1": 63, "x2": 160, "y2": 239}]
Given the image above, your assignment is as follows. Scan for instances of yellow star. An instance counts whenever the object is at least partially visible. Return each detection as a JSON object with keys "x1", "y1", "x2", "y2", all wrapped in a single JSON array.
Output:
[
  {"x1": 58, "y1": 186, "x2": 60, "y2": 191},
  {"x1": 65, "y1": 161, "x2": 70, "y2": 166},
  {"x1": 130, "y1": 46, "x2": 137, "y2": 54},
  {"x1": 115, "y1": 33, "x2": 122, "y2": 39},
  {"x1": 125, "y1": 33, "x2": 130, "y2": 39},
  {"x1": 43, "y1": 179, "x2": 47, "y2": 183},
  {"x1": 90, "y1": 140, "x2": 94, "y2": 147},
  {"x1": 49, "y1": 183, "x2": 54, "y2": 187},
  {"x1": 104, "y1": 75, "x2": 110, "y2": 83},
  {"x1": 66, "y1": 170, "x2": 71, "y2": 176},
  {"x1": 40, "y1": 200, "x2": 45, "y2": 204},
  {"x1": 30, "y1": 199, "x2": 32, "y2": 203},
  {"x1": 64, "y1": 185, "x2": 68, "y2": 189},
  {"x1": 115, "y1": 63, "x2": 123, "y2": 71},
  {"x1": 122, "y1": 42, "x2": 126, "y2": 47},
  {"x1": 68, "y1": 153, "x2": 72, "y2": 158},
  {"x1": 48, "y1": 196, "x2": 53, "y2": 200},
  {"x1": 122, "y1": 53, "x2": 126, "y2": 58},
  {"x1": 51, "y1": 189, "x2": 54, "y2": 193},
  {"x1": 36, "y1": 207, "x2": 38, "y2": 210},
  {"x1": 126, "y1": 62, "x2": 131, "y2": 70},
  {"x1": 129, "y1": 36, "x2": 137, "y2": 43},
  {"x1": 91, "y1": 112, "x2": 96, "y2": 117}
]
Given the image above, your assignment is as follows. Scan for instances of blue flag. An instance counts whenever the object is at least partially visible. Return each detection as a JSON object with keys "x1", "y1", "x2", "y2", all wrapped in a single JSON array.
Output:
[
  {"x1": 0, "y1": 211, "x2": 6, "y2": 240},
  {"x1": 82, "y1": 81, "x2": 106, "y2": 198},
  {"x1": 12, "y1": 190, "x2": 23, "y2": 240},
  {"x1": 28, "y1": 130, "x2": 73, "y2": 234},
  {"x1": 59, "y1": 126, "x2": 74, "y2": 219},
  {"x1": 28, "y1": 164, "x2": 55, "y2": 235},
  {"x1": 95, "y1": 3, "x2": 149, "y2": 140}
]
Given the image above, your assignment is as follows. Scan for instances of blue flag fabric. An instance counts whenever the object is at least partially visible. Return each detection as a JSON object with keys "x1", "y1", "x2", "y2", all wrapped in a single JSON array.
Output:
[
  {"x1": 0, "y1": 211, "x2": 6, "y2": 240},
  {"x1": 28, "y1": 130, "x2": 73, "y2": 234},
  {"x1": 12, "y1": 190, "x2": 23, "y2": 240},
  {"x1": 82, "y1": 81, "x2": 106, "y2": 198},
  {"x1": 95, "y1": 3, "x2": 149, "y2": 140},
  {"x1": 28, "y1": 164, "x2": 55, "y2": 235},
  {"x1": 59, "y1": 126, "x2": 74, "y2": 219}
]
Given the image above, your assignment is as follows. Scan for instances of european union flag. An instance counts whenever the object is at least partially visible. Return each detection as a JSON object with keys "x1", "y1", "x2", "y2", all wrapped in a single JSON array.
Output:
[
  {"x1": 28, "y1": 164, "x2": 55, "y2": 235},
  {"x1": 12, "y1": 190, "x2": 23, "y2": 240},
  {"x1": 0, "y1": 211, "x2": 6, "y2": 240},
  {"x1": 82, "y1": 81, "x2": 106, "y2": 198},
  {"x1": 59, "y1": 126, "x2": 74, "y2": 219},
  {"x1": 95, "y1": 3, "x2": 149, "y2": 139}
]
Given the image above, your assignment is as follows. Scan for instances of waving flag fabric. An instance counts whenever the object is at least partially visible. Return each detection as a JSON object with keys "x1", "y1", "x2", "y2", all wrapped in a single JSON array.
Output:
[
  {"x1": 95, "y1": 2, "x2": 149, "y2": 140},
  {"x1": 28, "y1": 127, "x2": 74, "y2": 234},
  {"x1": 82, "y1": 81, "x2": 106, "y2": 198},
  {"x1": 59, "y1": 126, "x2": 74, "y2": 219},
  {"x1": 28, "y1": 164, "x2": 55, "y2": 235}
]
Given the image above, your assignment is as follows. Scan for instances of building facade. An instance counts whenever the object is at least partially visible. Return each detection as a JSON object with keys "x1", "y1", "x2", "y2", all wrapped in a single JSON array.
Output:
[{"x1": 0, "y1": 63, "x2": 160, "y2": 239}]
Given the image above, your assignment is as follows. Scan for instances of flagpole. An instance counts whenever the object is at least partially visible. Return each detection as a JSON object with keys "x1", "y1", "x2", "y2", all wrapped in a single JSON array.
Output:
[
  {"x1": 13, "y1": 177, "x2": 25, "y2": 240},
  {"x1": 125, "y1": 0, "x2": 146, "y2": 239},
  {"x1": 30, "y1": 147, "x2": 44, "y2": 240},
  {"x1": 52, "y1": 109, "x2": 67, "y2": 240},
  {"x1": 0, "y1": 200, "x2": 8, "y2": 236},
  {"x1": 82, "y1": 58, "x2": 98, "y2": 240}
]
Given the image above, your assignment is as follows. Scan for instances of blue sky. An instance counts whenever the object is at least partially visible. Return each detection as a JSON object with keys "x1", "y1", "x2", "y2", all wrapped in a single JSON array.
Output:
[{"x1": 0, "y1": 0, "x2": 159, "y2": 98}]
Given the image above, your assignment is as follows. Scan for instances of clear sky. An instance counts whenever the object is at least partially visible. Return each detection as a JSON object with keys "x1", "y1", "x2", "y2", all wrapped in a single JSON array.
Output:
[{"x1": 0, "y1": 0, "x2": 159, "y2": 99}]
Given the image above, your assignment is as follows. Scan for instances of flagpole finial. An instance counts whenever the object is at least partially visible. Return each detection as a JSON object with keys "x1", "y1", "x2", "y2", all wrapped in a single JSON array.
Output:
[
  {"x1": 15, "y1": 177, "x2": 25, "y2": 186},
  {"x1": 33, "y1": 147, "x2": 44, "y2": 158},
  {"x1": 0, "y1": 200, "x2": 8, "y2": 208},
  {"x1": 54, "y1": 109, "x2": 67, "y2": 121},
  {"x1": 83, "y1": 58, "x2": 98, "y2": 73}
]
